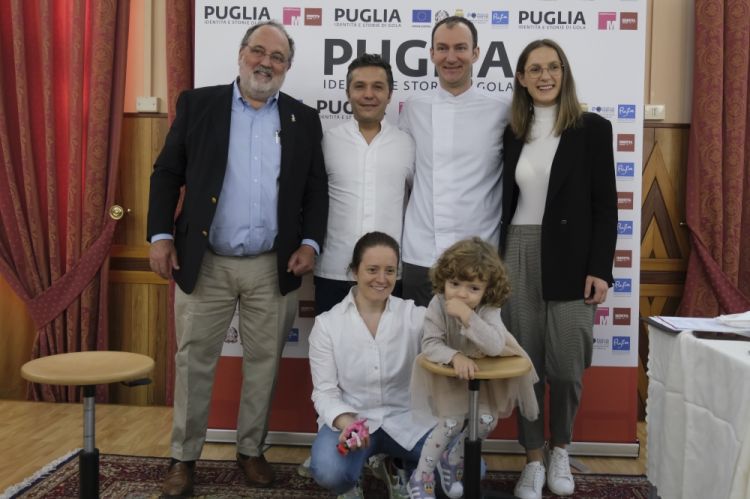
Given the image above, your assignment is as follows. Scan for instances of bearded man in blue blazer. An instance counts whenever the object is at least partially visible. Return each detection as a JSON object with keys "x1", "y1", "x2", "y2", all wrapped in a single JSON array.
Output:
[{"x1": 146, "y1": 21, "x2": 327, "y2": 496}]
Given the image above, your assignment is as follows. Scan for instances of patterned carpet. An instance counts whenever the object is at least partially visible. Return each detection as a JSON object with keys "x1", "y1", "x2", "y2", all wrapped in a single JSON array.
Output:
[{"x1": 3, "y1": 451, "x2": 652, "y2": 498}]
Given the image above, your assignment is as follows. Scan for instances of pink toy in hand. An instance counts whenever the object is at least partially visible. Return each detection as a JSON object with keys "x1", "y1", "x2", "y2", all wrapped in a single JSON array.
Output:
[{"x1": 337, "y1": 418, "x2": 369, "y2": 455}]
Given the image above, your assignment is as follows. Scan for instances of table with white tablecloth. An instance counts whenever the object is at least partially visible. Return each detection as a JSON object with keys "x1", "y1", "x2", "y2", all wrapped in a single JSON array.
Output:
[{"x1": 647, "y1": 325, "x2": 750, "y2": 499}]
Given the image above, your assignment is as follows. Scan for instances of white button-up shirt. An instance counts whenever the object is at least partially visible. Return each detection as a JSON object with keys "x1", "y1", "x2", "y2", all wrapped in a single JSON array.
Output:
[
  {"x1": 399, "y1": 86, "x2": 509, "y2": 267},
  {"x1": 309, "y1": 288, "x2": 433, "y2": 450},
  {"x1": 315, "y1": 120, "x2": 415, "y2": 280}
]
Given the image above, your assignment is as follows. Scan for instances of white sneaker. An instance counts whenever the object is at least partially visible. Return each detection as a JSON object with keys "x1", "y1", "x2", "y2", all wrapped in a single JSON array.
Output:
[
  {"x1": 388, "y1": 468, "x2": 410, "y2": 499},
  {"x1": 514, "y1": 461, "x2": 545, "y2": 499},
  {"x1": 297, "y1": 455, "x2": 312, "y2": 478},
  {"x1": 367, "y1": 454, "x2": 409, "y2": 499},
  {"x1": 337, "y1": 481, "x2": 364, "y2": 499},
  {"x1": 547, "y1": 447, "x2": 575, "y2": 496}
]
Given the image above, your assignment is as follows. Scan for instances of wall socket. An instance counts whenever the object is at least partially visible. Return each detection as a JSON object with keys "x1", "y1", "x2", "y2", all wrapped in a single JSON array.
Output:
[
  {"x1": 136, "y1": 96, "x2": 159, "y2": 113},
  {"x1": 644, "y1": 104, "x2": 665, "y2": 120}
]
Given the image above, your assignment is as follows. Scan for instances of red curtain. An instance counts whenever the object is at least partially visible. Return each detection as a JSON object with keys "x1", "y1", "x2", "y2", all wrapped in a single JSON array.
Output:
[
  {"x1": 679, "y1": 0, "x2": 750, "y2": 316},
  {"x1": 0, "y1": 0, "x2": 130, "y2": 401},
  {"x1": 164, "y1": 0, "x2": 194, "y2": 405}
]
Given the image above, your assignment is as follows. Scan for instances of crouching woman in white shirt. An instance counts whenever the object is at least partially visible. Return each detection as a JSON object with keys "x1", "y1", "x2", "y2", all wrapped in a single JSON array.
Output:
[{"x1": 309, "y1": 231, "x2": 433, "y2": 497}]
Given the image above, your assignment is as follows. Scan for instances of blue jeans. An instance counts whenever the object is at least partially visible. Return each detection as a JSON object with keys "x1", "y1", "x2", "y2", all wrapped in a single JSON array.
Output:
[{"x1": 310, "y1": 425, "x2": 428, "y2": 494}]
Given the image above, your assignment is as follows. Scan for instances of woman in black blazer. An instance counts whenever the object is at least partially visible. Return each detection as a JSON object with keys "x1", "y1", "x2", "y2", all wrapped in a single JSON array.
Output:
[{"x1": 500, "y1": 39, "x2": 617, "y2": 499}]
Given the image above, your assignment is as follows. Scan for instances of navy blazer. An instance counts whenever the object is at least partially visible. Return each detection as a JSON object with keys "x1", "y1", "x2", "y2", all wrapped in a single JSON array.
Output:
[
  {"x1": 147, "y1": 83, "x2": 328, "y2": 295},
  {"x1": 500, "y1": 112, "x2": 617, "y2": 301}
]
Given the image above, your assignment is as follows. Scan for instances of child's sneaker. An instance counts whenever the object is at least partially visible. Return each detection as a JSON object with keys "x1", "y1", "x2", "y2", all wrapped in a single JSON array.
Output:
[
  {"x1": 436, "y1": 450, "x2": 464, "y2": 499},
  {"x1": 407, "y1": 470, "x2": 437, "y2": 499},
  {"x1": 547, "y1": 447, "x2": 575, "y2": 496},
  {"x1": 513, "y1": 461, "x2": 545, "y2": 499}
]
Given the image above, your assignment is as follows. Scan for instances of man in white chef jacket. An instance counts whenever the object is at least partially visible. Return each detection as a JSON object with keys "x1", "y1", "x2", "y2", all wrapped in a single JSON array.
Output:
[{"x1": 398, "y1": 15, "x2": 509, "y2": 306}]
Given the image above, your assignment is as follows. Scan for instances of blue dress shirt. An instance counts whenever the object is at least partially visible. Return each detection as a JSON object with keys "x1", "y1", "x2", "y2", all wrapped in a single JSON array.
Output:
[{"x1": 153, "y1": 81, "x2": 318, "y2": 255}]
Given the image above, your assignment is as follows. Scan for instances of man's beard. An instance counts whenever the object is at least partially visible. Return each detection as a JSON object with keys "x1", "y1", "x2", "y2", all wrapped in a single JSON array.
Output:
[{"x1": 244, "y1": 68, "x2": 284, "y2": 102}]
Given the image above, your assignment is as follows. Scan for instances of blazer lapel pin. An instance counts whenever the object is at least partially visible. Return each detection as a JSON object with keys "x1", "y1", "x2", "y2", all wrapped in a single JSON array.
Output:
[{"x1": 291, "y1": 113, "x2": 296, "y2": 123}]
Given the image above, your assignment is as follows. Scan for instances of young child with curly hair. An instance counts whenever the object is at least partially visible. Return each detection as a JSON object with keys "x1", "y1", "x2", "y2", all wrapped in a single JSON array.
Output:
[{"x1": 408, "y1": 237, "x2": 539, "y2": 499}]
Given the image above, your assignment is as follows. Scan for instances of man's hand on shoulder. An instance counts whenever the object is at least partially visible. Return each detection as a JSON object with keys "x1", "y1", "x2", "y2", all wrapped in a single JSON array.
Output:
[
  {"x1": 287, "y1": 244, "x2": 316, "y2": 276},
  {"x1": 149, "y1": 239, "x2": 179, "y2": 280}
]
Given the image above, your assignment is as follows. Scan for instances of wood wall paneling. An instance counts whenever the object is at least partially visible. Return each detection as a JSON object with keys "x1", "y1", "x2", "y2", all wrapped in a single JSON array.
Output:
[
  {"x1": 109, "y1": 114, "x2": 170, "y2": 405},
  {"x1": 637, "y1": 125, "x2": 690, "y2": 419},
  {"x1": 115, "y1": 115, "x2": 168, "y2": 247},
  {"x1": 109, "y1": 282, "x2": 168, "y2": 405},
  {"x1": 0, "y1": 274, "x2": 36, "y2": 399}
]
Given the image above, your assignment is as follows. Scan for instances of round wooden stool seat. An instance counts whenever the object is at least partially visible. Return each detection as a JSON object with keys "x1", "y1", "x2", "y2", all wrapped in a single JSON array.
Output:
[
  {"x1": 21, "y1": 351, "x2": 154, "y2": 499},
  {"x1": 417, "y1": 353, "x2": 532, "y2": 380},
  {"x1": 22, "y1": 351, "x2": 154, "y2": 386}
]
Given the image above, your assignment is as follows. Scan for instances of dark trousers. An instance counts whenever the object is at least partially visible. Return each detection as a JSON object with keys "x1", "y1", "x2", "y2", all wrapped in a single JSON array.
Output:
[
  {"x1": 314, "y1": 277, "x2": 355, "y2": 315},
  {"x1": 401, "y1": 262, "x2": 433, "y2": 307}
]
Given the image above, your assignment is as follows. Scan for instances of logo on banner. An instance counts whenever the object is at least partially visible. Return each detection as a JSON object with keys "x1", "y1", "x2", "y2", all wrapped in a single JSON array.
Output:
[
  {"x1": 298, "y1": 300, "x2": 316, "y2": 318},
  {"x1": 492, "y1": 11, "x2": 510, "y2": 27},
  {"x1": 589, "y1": 104, "x2": 616, "y2": 119},
  {"x1": 518, "y1": 11, "x2": 586, "y2": 30},
  {"x1": 595, "y1": 307, "x2": 610, "y2": 325},
  {"x1": 617, "y1": 134, "x2": 635, "y2": 152},
  {"x1": 618, "y1": 191, "x2": 634, "y2": 210},
  {"x1": 614, "y1": 278, "x2": 632, "y2": 295},
  {"x1": 466, "y1": 12, "x2": 490, "y2": 24},
  {"x1": 412, "y1": 9, "x2": 431, "y2": 25},
  {"x1": 305, "y1": 8, "x2": 322, "y2": 26},
  {"x1": 203, "y1": 5, "x2": 270, "y2": 24},
  {"x1": 287, "y1": 327, "x2": 300, "y2": 343},
  {"x1": 593, "y1": 337, "x2": 610, "y2": 350},
  {"x1": 283, "y1": 7, "x2": 301, "y2": 26},
  {"x1": 435, "y1": 10, "x2": 450, "y2": 23},
  {"x1": 317, "y1": 99, "x2": 353, "y2": 119},
  {"x1": 620, "y1": 12, "x2": 638, "y2": 30},
  {"x1": 613, "y1": 308, "x2": 631, "y2": 326},
  {"x1": 617, "y1": 220, "x2": 634, "y2": 237},
  {"x1": 598, "y1": 12, "x2": 617, "y2": 30},
  {"x1": 334, "y1": 8, "x2": 402, "y2": 27},
  {"x1": 612, "y1": 336, "x2": 631, "y2": 351},
  {"x1": 616, "y1": 162, "x2": 635, "y2": 178},
  {"x1": 618, "y1": 104, "x2": 637, "y2": 120},
  {"x1": 614, "y1": 250, "x2": 633, "y2": 268}
]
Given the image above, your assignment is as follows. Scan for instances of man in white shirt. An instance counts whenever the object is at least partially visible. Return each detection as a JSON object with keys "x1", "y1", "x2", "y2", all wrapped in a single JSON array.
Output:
[
  {"x1": 399, "y1": 16, "x2": 510, "y2": 306},
  {"x1": 315, "y1": 53, "x2": 415, "y2": 313}
]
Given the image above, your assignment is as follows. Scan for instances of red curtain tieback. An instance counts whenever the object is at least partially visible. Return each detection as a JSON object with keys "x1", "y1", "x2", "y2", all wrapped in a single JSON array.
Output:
[{"x1": 26, "y1": 209, "x2": 122, "y2": 330}]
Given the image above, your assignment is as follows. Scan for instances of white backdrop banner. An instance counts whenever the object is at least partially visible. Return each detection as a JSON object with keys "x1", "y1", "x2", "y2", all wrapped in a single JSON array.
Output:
[{"x1": 195, "y1": 0, "x2": 645, "y2": 369}]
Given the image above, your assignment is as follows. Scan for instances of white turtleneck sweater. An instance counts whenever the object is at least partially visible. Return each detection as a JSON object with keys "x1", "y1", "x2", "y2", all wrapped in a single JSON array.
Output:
[{"x1": 511, "y1": 105, "x2": 561, "y2": 225}]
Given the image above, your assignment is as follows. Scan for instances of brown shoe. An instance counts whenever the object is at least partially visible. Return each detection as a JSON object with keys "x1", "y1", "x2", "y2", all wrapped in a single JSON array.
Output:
[
  {"x1": 161, "y1": 461, "x2": 195, "y2": 497},
  {"x1": 236, "y1": 453, "x2": 274, "y2": 486}
]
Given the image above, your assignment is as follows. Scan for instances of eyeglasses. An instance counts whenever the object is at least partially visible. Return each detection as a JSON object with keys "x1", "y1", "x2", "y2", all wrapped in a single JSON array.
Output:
[
  {"x1": 524, "y1": 62, "x2": 564, "y2": 79},
  {"x1": 246, "y1": 45, "x2": 288, "y2": 66}
]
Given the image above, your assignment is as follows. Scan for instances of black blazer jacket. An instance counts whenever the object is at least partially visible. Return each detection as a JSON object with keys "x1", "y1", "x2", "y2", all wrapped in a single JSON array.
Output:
[
  {"x1": 500, "y1": 112, "x2": 618, "y2": 301},
  {"x1": 146, "y1": 84, "x2": 328, "y2": 295}
]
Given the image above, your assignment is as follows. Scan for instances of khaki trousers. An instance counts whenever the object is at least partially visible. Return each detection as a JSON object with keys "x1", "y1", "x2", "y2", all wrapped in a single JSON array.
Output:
[{"x1": 171, "y1": 251, "x2": 297, "y2": 460}]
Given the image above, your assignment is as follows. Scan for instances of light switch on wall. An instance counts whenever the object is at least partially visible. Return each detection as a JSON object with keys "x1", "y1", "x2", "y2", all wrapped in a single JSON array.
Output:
[
  {"x1": 644, "y1": 104, "x2": 665, "y2": 120},
  {"x1": 136, "y1": 96, "x2": 159, "y2": 113}
]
